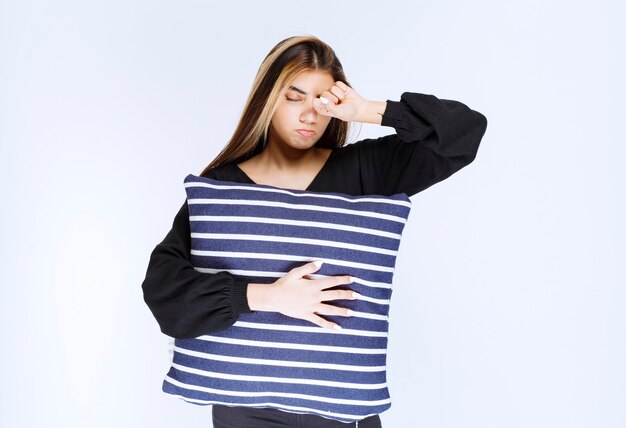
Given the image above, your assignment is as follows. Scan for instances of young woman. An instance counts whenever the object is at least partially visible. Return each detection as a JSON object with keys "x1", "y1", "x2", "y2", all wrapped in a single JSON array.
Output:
[{"x1": 142, "y1": 34, "x2": 487, "y2": 428}]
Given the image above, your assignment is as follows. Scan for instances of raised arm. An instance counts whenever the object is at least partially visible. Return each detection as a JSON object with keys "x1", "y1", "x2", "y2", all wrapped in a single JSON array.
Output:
[
  {"x1": 357, "y1": 92, "x2": 488, "y2": 196},
  {"x1": 141, "y1": 199, "x2": 251, "y2": 338}
]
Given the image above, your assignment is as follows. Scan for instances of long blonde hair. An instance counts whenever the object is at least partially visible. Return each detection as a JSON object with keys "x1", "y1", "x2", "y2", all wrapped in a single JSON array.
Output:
[{"x1": 200, "y1": 35, "x2": 353, "y2": 176}]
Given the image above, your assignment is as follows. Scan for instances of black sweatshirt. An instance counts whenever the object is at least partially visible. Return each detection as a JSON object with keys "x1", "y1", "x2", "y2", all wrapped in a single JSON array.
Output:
[{"x1": 141, "y1": 92, "x2": 488, "y2": 339}]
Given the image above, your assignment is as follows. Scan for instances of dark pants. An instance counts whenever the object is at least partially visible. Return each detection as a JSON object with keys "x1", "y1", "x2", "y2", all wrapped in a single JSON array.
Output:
[{"x1": 212, "y1": 404, "x2": 382, "y2": 428}]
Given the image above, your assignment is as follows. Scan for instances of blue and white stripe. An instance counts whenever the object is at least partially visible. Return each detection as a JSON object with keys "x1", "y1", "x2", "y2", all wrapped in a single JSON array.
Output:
[{"x1": 162, "y1": 174, "x2": 412, "y2": 423}]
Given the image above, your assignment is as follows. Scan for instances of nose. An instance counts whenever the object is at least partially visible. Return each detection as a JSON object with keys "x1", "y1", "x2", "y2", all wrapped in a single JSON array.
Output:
[{"x1": 300, "y1": 100, "x2": 317, "y2": 124}]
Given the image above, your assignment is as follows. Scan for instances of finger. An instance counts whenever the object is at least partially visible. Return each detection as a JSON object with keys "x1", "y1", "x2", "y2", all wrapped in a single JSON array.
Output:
[
  {"x1": 335, "y1": 81, "x2": 350, "y2": 93},
  {"x1": 321, "y1": 90, "x2": 339, "y2": 104},
  {"x1": 321, "y1": 289, "x2": 360, "y2": 301},
  {"x1": 319, "y1": 275, "x2": 353, "y2": 290},
  {"x1": 313, "y1": 98, "x2": 336, "y2": 118},
  {"x1": 291, "y1": 260, "x2": 324, "y2": 278},
  {"x1": 306, "y1": 314, "x2": 342, "y2": 331},
  {"x1": 330, "y1": 85, "x2": 346, "y2": 100},
  {"x1": 315, "y1": 303, "x2": 354, "y2": 317}
]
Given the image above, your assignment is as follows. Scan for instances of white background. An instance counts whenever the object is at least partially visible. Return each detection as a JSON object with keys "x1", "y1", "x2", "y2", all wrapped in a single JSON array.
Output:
[{"x1": 1, "y1": 1, "x2": 624, "y2": 427}]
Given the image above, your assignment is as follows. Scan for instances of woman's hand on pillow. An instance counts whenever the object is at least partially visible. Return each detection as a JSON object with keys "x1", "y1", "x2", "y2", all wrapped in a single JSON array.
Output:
[{"x1": 247, "y1": 260, "x2": 358, "y2": 330}]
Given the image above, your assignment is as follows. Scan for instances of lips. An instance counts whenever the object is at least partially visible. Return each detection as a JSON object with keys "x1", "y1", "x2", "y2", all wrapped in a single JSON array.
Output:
[{"x1": 296, "y1": 129, "x2": 315, "y2": 137}]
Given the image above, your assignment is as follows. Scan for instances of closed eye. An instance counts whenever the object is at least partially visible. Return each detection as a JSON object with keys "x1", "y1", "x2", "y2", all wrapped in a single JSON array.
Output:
[{"x1": 286, "y1": 96, "x2": 301, "y2": 102}]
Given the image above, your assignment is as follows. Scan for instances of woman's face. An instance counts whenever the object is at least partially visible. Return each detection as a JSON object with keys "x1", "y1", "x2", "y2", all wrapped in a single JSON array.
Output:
[{"x1": 268, "y1": 70, "x2": 335, "y2": 151}]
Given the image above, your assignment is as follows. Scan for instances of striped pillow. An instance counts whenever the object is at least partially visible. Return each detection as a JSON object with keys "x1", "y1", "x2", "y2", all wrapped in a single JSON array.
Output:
[{"x1": 162, "y1": 174, "x2": 412, "y2": 423}]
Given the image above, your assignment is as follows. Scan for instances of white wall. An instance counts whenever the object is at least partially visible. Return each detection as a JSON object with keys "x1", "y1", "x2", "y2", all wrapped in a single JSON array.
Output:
[{"x1": 1, "y1": 0, "x2": 624, "y2": 427}]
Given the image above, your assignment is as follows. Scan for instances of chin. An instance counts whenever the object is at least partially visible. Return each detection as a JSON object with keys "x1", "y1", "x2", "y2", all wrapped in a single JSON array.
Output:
[{"x1": 287, "y1": 139, "x2": 317, "y2": 150}]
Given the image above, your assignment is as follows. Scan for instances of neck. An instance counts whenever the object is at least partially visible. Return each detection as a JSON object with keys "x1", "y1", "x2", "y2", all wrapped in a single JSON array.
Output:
[{"x1": 258, "y1": 140, "x2": 320, "y2": 172}]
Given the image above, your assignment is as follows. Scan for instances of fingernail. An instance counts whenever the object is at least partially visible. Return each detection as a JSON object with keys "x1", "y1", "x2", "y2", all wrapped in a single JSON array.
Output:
[
  {"x1": 352, "y1": 292, "x2": 361, "y2": 299},
  {"x1": 319, "y1": 96, "x2": 329, "y2": 105},
  {"x1": 349, "y1": 276, "x2": 355, "y2": 283},
  {"x1": 313, "y1": 260, "x2": 323, "y2": 268},
  {"x1": 333, "y1": 324, "x2": 342, "y2": 330},
  {"x1": 346, "y1": 309, "x2": 355, "y2": 316}
]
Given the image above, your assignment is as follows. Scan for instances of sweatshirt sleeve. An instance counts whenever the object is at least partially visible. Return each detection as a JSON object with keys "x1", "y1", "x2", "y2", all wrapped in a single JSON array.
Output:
[
  {"x1": 141, "y1": 199, "x2": 252, "y2": 339},
  {"x1": 358, "y1": 92, "x2": 488, "y2": 197}
]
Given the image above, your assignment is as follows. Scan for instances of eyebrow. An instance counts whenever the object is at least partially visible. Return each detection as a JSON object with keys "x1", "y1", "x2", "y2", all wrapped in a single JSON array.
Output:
[{"x1": 288, "y1": 85, "x2": 308, "y2": 95}]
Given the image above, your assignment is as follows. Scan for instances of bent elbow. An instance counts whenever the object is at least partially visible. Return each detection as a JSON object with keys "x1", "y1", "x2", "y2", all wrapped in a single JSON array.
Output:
[
  {"x1": 477, "y1": 112, "x2": 488, "y2": 137},
  {"x1": 465, "y1": 111, "x2": 487, "y2": 164}
]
